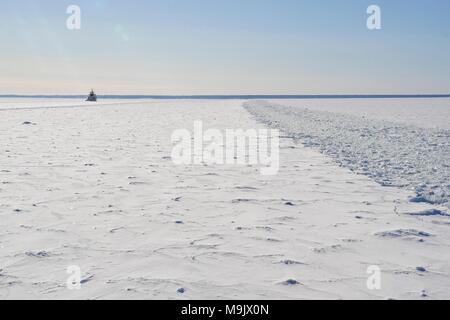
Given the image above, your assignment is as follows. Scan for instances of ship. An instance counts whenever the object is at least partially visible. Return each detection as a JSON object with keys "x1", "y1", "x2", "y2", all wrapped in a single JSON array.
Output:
[{"x1": 86, "y1": 89, "x2": 97, "y2": 102}]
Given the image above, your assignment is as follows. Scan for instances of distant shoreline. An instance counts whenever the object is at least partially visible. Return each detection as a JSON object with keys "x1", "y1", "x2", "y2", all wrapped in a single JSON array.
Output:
[{"x1": 1, "y1": 94, "x2": 450, "y2": 100}]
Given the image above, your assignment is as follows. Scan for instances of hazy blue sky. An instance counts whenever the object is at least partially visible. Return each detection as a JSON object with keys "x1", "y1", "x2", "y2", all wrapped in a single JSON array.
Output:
[{"x1": 1, "y1": 0, "x2": 450, "y2": 94}]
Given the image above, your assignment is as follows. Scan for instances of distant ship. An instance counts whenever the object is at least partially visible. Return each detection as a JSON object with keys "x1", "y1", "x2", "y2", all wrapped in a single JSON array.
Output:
[{"x1": 86, "y1": 89, "x2": 97, "y2": 102}]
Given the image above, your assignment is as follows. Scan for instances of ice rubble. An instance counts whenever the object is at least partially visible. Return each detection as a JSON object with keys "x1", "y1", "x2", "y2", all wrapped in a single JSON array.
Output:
[{"x1": 244, "y1": 101, "x2": 450, "y2": 208}]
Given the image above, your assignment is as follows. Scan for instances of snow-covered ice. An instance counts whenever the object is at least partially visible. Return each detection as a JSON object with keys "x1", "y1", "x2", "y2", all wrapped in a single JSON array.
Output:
[
  {"x1": 0, "y1": 98, "x2": 449, "y2": 300},
  {"x1": 245, "y1": 100, "x2": 450, "y2": 208}
]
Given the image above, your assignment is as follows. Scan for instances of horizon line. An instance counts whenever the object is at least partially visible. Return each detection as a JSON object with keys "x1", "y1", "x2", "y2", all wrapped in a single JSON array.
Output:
[{"x1": 1, "y1": 93, "x2": 450, "y2": 100}]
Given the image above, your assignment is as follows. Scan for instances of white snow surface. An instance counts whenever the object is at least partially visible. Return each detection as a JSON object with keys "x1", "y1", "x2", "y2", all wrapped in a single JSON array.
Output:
[
  {"x1": 0, "y1": 98, "x2": 449, "y2": 300},
  {"x1": 270, "y1": 98, "x2": 450, "y2": 130}
]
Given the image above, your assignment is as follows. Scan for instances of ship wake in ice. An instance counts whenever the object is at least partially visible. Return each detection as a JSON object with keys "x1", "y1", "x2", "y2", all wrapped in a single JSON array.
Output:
[{"x1": 244, "y1": 101, "x2": 450, "y2": 209}]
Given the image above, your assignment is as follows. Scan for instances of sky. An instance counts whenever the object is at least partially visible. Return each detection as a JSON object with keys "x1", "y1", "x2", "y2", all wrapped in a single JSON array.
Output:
[{"x1": 1, "y1": 0, "x2": 450, "y2": 95}]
